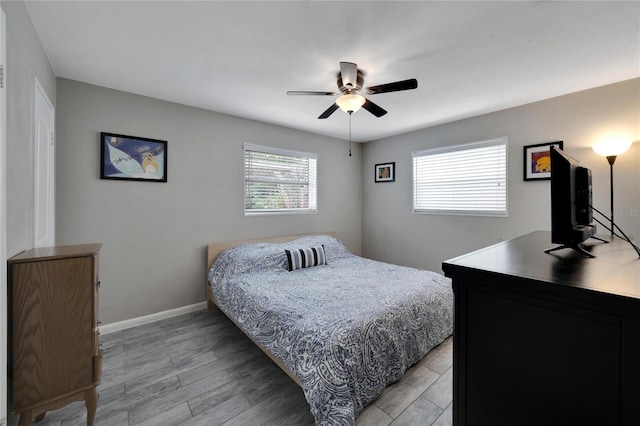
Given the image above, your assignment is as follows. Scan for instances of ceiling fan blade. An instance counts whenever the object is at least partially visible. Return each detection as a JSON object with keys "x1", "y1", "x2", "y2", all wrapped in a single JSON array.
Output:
[
  {"x1": 339, "y1": 62, "x2": 358, "y2": 90},
  {"x1": 365, "y1": 78, "x2": 418, "y2": 95},
  {"x1": 362, "y1": 99, "x2": 388, "y2": 117},
  {"x1": 287, "y1": 91, "x2": 338, "y2": 96},
  {"x1": 318, "y1": 103, "x2": 339, "y2": 119}
]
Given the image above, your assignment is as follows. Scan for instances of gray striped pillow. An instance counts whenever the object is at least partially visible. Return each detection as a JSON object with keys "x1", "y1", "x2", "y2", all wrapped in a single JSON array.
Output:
[{"x1": 285, "y1": 245, "x2": 326, "y2": 271}]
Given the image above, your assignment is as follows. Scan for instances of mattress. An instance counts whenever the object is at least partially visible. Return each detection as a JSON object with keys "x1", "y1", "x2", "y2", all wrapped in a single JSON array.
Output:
[{"x1": 208, "y1": 235, "x2": 453, "y2": 425}]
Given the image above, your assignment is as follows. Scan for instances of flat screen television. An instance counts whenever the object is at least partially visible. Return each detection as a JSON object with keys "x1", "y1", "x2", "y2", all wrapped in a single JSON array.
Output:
[{"x1": 545, "y1": 146, "x2": 597, "y2": 257}]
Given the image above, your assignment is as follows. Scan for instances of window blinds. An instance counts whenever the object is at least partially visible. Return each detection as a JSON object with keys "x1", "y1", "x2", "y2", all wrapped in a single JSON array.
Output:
[
  {"x1": 244, "y1": 143, "x2": 317, "y2": 214},
  {"x1": 413, "y1": 137, "x2": 508, "y2": 217}
]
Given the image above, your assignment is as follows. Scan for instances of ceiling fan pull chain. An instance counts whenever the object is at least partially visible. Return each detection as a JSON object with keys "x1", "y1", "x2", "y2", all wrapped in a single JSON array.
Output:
[{"x1": 348, "y1": 112, "x2": 352, "y2": 157}]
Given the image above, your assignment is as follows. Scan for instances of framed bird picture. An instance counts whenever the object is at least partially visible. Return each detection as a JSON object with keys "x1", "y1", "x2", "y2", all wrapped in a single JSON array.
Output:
[{"x1": 100, "y1": 132, "x2": 167, "y2": 182}]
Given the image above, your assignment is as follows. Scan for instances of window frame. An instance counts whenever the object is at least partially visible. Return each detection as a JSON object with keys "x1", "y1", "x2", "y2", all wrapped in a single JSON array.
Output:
[
  {"x1": 244, "y1": 143, "x2": 318, "y2": 216},
  {"x1": 412, "y1": 137, "x2": 508, "y2": 217}
]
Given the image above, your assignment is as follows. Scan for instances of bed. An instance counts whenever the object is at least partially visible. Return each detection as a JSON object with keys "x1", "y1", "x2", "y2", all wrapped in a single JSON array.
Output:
[{"x1": 206, "y1": 233, "x2": 453, "y2": 425}]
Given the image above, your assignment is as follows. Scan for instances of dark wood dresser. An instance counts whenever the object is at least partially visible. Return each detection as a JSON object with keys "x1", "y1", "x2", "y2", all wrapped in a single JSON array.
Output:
[
  {"x1": 8, "y1": 244, "x2": 103, "y2": 426},
  {"x1": 442, "y1": 231, "x2": 640, "y2": 426}
]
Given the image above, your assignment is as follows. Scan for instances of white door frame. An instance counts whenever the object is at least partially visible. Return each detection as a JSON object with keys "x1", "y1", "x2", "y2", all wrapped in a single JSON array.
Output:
[{"x1": 32, "y1": 77, "x2": 55, "y2": 248}]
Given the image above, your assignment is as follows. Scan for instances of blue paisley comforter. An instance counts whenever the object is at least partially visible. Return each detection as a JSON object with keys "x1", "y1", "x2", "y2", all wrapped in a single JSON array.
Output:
[{"x1": 208, "y1": 236, "x2": 453, "y2": 425}]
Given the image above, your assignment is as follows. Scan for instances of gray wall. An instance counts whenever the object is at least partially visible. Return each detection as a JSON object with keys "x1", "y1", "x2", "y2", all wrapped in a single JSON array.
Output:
[
  {"x1": 2, "y1": 2, "x2": 57, "y2": 425},
  {"x1": 362, "y1": 78, "x2": 640, "y2": 273},
  {"x1": 3, "y1": 0, "x2": 56, "y2": 257},
  {"x1": 55, "y1": 79, "x2": 362, "y2": 325}
]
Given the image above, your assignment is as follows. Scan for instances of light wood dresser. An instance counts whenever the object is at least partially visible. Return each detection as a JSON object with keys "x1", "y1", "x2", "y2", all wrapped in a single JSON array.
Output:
[{"x1": 8, "y1": 243, "x2": 103, "y2": 426}]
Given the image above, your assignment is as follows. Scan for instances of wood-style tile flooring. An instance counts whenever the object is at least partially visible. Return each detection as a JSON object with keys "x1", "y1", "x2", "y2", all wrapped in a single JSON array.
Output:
[{"x1": 34, "y1": 308, "x2": 453, "y2": 425}]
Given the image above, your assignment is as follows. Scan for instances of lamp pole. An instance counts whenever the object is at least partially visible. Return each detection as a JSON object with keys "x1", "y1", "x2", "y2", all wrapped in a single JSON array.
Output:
[
  {"x1": 606, "y1": 155, "x2": 616, "y2": 237},
  {"x1": 593, "y1": 139, "x2": 631, "y2": 238}
]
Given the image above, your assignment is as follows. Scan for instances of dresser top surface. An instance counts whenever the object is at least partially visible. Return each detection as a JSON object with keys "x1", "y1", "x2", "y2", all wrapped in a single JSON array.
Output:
[
  {"x1": 8, "y1": 243, "x2": 102, "y2": 263},
  {"x1": 442, "y1": 231, "x2": 640, "y2": 300}
]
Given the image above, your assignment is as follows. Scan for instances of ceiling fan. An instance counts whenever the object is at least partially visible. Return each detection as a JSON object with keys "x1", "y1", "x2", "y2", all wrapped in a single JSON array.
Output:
[{"x1": 287, "y1": 61, "x2": 418, "y2": 119}]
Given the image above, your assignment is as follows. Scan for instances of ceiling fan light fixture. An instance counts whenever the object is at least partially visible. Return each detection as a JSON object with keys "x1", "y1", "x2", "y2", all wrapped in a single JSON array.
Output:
[
  {"x1": 336, "y1": 94, "x2": 366, "y2": 113},
  {"x1": 286, "y1": 61, "x2": 417, "y2": 119}
]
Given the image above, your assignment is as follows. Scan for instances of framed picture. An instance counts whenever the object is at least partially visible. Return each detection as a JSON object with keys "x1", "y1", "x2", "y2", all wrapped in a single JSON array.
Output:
[
  {"x1": 523, "y1": 141, "x2": 563, "y2": 181},
  {"x1": 100, "y1": 132, "x2": 167, "y2": 182},
  {"x1": 375, "y1": 162, "x2": 395, "y2": 183}
]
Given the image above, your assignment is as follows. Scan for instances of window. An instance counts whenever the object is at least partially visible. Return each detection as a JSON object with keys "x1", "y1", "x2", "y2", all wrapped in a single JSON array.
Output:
[
  {"x1": 244, "y1": 143, "x2": 317, "y2": 215},
  {"x1": 413, "y1": 137, "x2": 508, "y2": 217}
]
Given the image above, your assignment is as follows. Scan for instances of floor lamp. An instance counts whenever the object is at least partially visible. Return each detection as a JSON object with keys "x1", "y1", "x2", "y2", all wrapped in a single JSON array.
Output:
[{"x1": 592, "y1": 139, "x2": 632, "y2": 237}]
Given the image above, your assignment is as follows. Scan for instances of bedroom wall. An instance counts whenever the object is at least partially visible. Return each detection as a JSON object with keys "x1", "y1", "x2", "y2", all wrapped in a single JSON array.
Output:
[
  {"x1": 3, "y1": 0, "x2": 56, "y2": 257},
  {"x1": 55, "y1": 78, "x2": 362, "y2": 325},
  {"x1": 362, "y1": 78, "x2": 640, "y2": 273},
  {"x1": 2, "y1": 2, "x2": 57, "y2": 425}
]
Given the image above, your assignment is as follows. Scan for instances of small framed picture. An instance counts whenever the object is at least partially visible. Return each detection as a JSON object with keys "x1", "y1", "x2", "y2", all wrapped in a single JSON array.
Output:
[
  {"x1": 100, "y1": 132, "x2": 167, "y2": 182},
  {"x1": 523, "y1": 141, "x2": 563, "y2": 181},
  {"x1": 375, "y1": 162, "x2": 395, "y2": 183}
]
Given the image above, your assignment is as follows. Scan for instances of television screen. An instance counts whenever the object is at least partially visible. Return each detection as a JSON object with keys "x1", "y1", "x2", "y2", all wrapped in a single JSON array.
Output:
[{"x1": 546, "y1": 146, "x2": 596, "y2": 256}]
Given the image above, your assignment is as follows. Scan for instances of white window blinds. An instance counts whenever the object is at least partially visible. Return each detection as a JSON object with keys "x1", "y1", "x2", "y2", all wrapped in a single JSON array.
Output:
[
  {"x1": 244, "y1": 143, "x2": 317, "y2": 215},
  {"x1": 413, "y1": 137, "x2": 508, "y2": 217}
]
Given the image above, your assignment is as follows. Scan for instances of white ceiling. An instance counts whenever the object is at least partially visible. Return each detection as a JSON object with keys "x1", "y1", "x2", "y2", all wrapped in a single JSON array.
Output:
[{"x1": 25, "y1": 1, "x2": 640, "y2": 142}]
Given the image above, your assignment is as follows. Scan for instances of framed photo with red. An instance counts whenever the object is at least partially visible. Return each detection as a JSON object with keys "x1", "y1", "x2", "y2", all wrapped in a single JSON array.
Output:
[{"x1": 523, "y1": 141, "x2": 563, "y2": 181}]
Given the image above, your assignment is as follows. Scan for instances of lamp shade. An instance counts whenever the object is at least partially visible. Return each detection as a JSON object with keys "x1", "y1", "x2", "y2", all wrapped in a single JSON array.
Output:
[
  {"x1": 592, "y1": 139, "x2": 632, "y2": 157},
  {"x1": 336, "y1": 94, "x2": 366, "y2": 113}
]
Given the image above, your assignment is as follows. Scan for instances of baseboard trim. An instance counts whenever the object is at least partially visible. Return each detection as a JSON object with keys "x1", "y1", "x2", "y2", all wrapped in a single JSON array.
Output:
[{"x1": 100, "y1": 302, "x2": 207, "y2": 335}]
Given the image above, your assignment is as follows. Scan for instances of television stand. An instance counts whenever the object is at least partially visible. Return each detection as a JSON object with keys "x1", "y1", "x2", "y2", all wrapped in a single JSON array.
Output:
[
  {"x1": 544, "y1": 235, "x2": 608, "y2": 258},
  {"x1": 544, "y1": 242, "x2": 595, "y2": 257},
  {"x1": 442, "y1": 231, "x2": 640, "y2": 425}
]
